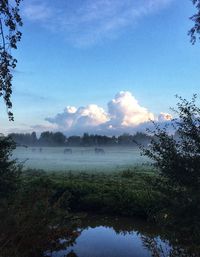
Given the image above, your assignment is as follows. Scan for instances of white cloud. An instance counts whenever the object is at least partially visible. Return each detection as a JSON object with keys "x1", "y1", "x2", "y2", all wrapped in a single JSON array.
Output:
[
  {"x1": 46, "y1": 104, "x2": 109, "y2": 133},
  {"x1": 158, "y1": 112, "x2": 173, "y2": 122},
  {"x1": 108, "y1": 91, "x2": 154, "y2": 127},
  {"x1": 42, "y1": 91, "x2": 166, "y2": 135},
  {"x1": 22, "y1": 0, "x2": 173, "y2": 46}
]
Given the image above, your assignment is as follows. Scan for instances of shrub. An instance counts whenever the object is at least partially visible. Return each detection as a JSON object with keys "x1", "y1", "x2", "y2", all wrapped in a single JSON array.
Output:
[
  {"x1": 142, "y1": 95, "x2": 200, "y2": 226},
  {"x1": 143, "y1": 95, "x2": 200, "y2": 190},
  {"x1": 0, "y1": 134, "x2": 21, "y2": 200}
]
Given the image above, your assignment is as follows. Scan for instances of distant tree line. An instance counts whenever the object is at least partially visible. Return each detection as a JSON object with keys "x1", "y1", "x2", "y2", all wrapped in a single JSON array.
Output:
[{"x1": 8, "y1": 131, "x2": 152, "y2": 147}]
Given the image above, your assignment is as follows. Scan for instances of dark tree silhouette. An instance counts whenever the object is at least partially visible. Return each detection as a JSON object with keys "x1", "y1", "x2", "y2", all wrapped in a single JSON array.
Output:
[
  {"x1": 189, "y1": 0, "x2": 200, "y2": 44},
  {"x1": 0, "y1": 0, "x2": 23, "y2": 120},
  {"x1": 143, "y1": 95, "x2": 200, "y2": 190},
  {"x1": 0, "y1": 133, "x2": 21, "y2": 199}
]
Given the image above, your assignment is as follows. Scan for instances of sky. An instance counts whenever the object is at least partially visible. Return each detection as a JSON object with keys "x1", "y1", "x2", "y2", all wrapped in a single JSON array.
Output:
[{"x1": 0, "y1": 0, "x2": 200, "y2": 135}]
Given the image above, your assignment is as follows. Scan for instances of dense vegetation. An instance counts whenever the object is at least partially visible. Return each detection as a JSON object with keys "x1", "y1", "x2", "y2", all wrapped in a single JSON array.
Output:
[
  {"x1": 25, "y1": 168, "x2": 158, "y2": 218},
  {"x1": 142, "y1": 95, "x2": 200, "y2": 230},
  {"x1": 9, "y1": 131, "x2": 151, "y2": 147}
]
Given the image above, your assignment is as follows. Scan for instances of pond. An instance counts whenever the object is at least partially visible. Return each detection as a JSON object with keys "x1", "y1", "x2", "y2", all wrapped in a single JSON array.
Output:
[
  {"x1": 46, "y1": 215, "x2": 196, "y2": 257},
  {"x1": 13, "y1": 146, "x2": 150, "y2": 172}
]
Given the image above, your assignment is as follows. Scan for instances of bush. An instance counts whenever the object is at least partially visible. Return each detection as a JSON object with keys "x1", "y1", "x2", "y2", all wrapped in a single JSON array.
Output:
[
  {"x1": 143, "y1": 95, "x2": 200, "y2": 190},
  {"x1": 0, "y1": 134, "x2": 21, "y2": 200},
  {"x1": 0, "y1": 138, "x2": 78, "y2": 257},
  {"x1": 142, "y1": 95, "x2": 200, "y2": 226}
]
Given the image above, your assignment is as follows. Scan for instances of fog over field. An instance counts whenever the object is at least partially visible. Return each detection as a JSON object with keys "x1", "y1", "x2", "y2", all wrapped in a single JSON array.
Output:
[{"x1": 13, "y1": 146, "x2": 150, "y2": 172}]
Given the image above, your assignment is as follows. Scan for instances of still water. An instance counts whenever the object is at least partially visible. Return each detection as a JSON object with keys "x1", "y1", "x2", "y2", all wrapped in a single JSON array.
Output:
[
  {"x1": 13, "y1": 146, "x2": 149, "y2": 172},
  {"x1": 47, "y1": 215, "x2": 172, "y2": 257}
]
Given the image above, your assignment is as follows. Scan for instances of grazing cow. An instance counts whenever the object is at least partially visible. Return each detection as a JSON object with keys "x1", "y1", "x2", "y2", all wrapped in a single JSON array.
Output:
[
  {"x1": 64, "y1": 148, "x2": 72, "y2": 154},
  {"x1": 95, "y1": 148, "x2": 105, "y2": 155},
  {"x1": 39, "y1": 148, "x2": 43, "y2": 152}
]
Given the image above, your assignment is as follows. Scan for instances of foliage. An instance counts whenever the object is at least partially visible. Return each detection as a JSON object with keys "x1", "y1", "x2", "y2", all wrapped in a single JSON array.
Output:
[
  {"x1": 189, "y1": 0, "x2": 200, "y2": 44},
  {"x1": 142, "y1": 95, "x2": 200, "y2": 189},
  {"x1": 0, "y1": 0, "x2": 23, "y2": 120},
  {"x1": 39, "y1": 131, "x2": 66, "y2": 146},
  {"x1": 0, "y1": 134, "x2": 21, "y2": 199},
  {"x1": 142, "y1": 95, "x2": 200, "y2": 228},
  {"x1": 0, "y1": 174, "x2": 79, "y2": 257},
  {"x1": 25, "y1": 169, "x2": 161, "y2": 219},
  {"x1": 0, "y1": 137, "x2": 79, "y2": 257},
  {"x1": 9, "y1": 131, "x2": 152, "y2": 147}
]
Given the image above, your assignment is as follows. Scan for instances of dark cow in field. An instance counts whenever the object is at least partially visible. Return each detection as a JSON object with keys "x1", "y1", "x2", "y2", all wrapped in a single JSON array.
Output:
[
  {"x1": 64, "y1": 148, "x2": 72, "y2": 154},
  {"x1": 94, "y1": 148, "x2": 105, "y2": 155}
]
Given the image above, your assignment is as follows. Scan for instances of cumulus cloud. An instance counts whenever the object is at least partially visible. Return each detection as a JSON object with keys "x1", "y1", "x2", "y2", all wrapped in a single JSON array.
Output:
[
  {"x1": 108, "y1": 91, "x2": 154, "y2": 127},
  {"x1": 40, "y1": 91, "x2": 172, "y2": 135},
  {"x1": 22, "y1": 0, "x2": 173, "y2": 46},
  {"x1": 46, "y1": 104, "x2": 109, "y2": 134},
  {"x1": 158, "y1": 112, "x2": 173, "y2": 122}
]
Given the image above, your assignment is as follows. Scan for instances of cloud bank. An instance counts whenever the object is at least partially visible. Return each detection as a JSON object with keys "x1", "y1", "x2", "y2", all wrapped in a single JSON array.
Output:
[
  {"x1": 41, "y1": 91, "x2": 172, "y2": 135},
  {"x1": 23, "y1": 0, "x2": 173, "y2": 46}
]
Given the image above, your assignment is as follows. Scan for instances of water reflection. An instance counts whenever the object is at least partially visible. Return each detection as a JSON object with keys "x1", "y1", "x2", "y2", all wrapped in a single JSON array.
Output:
[
  {"x1": 47, "y1": 215, "x2": 200, "y2": 257},
  {"x1": 49, "y1": 227, "x2": 152, "y2": 257},
  {"x1": 141, "y1": 236, "x2": 200, "y2": 257}
]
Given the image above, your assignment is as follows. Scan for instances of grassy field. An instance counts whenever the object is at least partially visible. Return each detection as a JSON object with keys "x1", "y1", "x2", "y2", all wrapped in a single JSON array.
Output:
[
  {"x1": 22, "y1": 167, "x2": 162, "y2": 219},
  {"x1": 13, "y1": 146, "x2": 150, "y2": 172}
]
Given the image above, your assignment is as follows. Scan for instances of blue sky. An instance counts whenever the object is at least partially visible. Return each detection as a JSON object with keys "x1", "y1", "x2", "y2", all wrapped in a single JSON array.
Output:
[{"x1": 1, "y1": 0, "x2": 200, "y2": 135}]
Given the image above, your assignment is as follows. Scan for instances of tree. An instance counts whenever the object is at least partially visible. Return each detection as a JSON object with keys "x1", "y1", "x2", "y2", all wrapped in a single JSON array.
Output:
[
  {"x1": 142, "y1": 95, "x2": 200, "y2": 229},
  {"x1": 31, "y1": 131, "x2": 37, "y2": 145},
  {"x1": 0, "y1": 0, "x2": 23, "y2": 120},
  {"x1": 0, "y1": 134, "x2": 21, "y2": 199},
  {"x1": 143, "y1": 95, "x2": 200, "y2": 190},
  {"x1": 189, "y1": 0, "x2": 200, "y2": 44},
  {"x1": 53, "y1": 132, "x2": 66, "y2": 146},
  {"x1": 82, "y1": 133, "x2": 91, "y2": 146}
]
